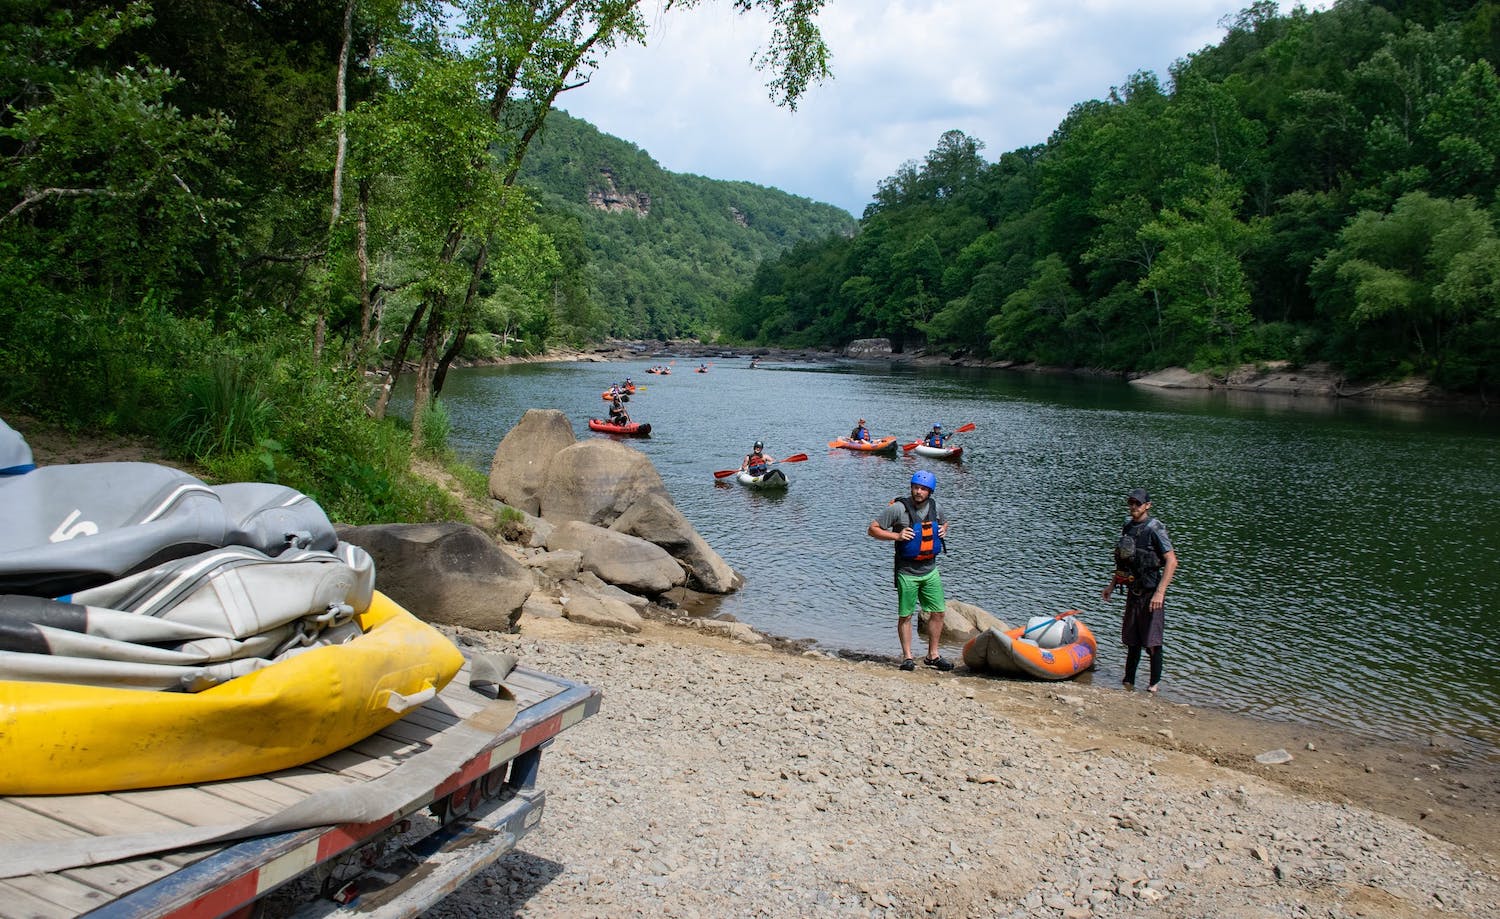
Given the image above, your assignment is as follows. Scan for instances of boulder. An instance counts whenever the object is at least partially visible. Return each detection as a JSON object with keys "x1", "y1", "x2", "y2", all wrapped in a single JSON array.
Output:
[
  {"x1": 525, "y1": 549, "x2": 583, "y2": 582},
  {"x1": 335, "y1": 523, "x2": 533, "y2": 631},
  {"x1": 845, "y1": 338, "x2": 892, "y2": 358},
  {"x1": 561, "y1": 593, "x2": 643, "y2": 632},
  {"x1": 610, "y1": 493, "x2": 738, "y2": 593},
  {"x1": 489, "y1": 409, "x2": 577, "y2": 515},
  {"x1": 521, "y1": 595, "x2": 565, "y2": 620},
  {"x1": 565, "y1": 570, "x2": 652, "y2": 609},
  {"x1": 540, "y1": 439, "x2": 670, "y2": 526},
  {"x1": 546, "y1": 519, "x2": 685, "y2": 594},
  {"x1": 924, "y1": 598, "x2": 1008, "y2": 642}
]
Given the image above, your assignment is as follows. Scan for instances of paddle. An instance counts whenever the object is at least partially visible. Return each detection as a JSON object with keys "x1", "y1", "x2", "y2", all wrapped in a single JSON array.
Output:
[
  {"x1": 712, "y1": 453, "x2": 808, "y2": 479},
  {"x1": 1021, "y1": 609, "x2": 1078, "y2": 637},
  {"x1": 902, "y1": 422, "x2": 976, "y2": 452}
]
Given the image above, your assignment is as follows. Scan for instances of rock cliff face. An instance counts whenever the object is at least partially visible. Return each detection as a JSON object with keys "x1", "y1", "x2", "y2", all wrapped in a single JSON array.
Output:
[{"x1": 587, "y1": 168, "x2": 650, "y2": 215}]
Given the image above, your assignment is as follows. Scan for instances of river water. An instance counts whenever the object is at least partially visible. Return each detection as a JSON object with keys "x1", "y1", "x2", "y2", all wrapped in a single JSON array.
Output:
[{"x1": 396, "y1": 357, "x2": 1500, "y2": 765}]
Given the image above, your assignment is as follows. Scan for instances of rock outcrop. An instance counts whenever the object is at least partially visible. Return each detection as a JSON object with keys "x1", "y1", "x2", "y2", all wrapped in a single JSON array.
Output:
[
  {"x1": 845, "y1": 338, "x2": 893, "y2": 358},
  {"x1": 489, "y1": 409, "x2": 577, "y2": 515},
  {"x1": 336, "y1": 523, "x2": 533, "y2": 631}
]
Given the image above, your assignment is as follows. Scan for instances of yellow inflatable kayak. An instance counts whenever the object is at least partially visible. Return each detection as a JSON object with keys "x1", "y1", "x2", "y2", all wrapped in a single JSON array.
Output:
[{"x1": 0, "y1": 592, "x2": 464, "y2": 795}]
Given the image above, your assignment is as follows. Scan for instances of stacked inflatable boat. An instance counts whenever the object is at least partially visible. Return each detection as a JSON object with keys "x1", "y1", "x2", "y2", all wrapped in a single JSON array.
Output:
[{"x1": 0, "y1": 418, "x2": 463, "y2": 794}]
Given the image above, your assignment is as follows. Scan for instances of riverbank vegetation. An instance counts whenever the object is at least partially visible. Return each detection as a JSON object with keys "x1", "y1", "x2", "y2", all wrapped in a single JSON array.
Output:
[
  {"x1": 725, "y1": 0, "x2": 1500, "y2": 393},
  {"x1": 0, "y1": 0, "x2": 829, "y2": 518}
]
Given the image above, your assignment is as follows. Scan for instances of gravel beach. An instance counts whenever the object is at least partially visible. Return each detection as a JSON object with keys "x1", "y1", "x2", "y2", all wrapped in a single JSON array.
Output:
[{"x1": 422, "y1": 615, "x2": 1499, "y2": 919}]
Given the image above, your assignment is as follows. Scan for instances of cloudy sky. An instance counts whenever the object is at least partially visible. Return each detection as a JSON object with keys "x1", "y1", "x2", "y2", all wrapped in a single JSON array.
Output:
[{"x1": 554, "y1": 0, "x2": 1272, "y2": 215}]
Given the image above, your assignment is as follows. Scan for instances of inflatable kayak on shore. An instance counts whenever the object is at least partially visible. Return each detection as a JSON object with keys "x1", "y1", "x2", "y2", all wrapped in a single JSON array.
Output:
[
  {"x1": 0, "y1": 591, "x2": 465, "y2": 794},
  {"x1": 961, "y1": 613, "x2": 1097, "y2": 681},
  {"x1": 588, "y1": 418, "x2": 652, "y2": 436},
  {"x1": 828, "y1": 436, "x2": 898, "y2": 454},
  {"x1": 736, "y1": 468, "x2": 788, "y2": 489},
  {"x1": 912, "y1": 444, "x2": 963, "y2": 460}
]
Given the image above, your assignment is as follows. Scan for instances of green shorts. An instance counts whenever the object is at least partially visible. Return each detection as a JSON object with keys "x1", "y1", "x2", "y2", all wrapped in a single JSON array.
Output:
[{"x1": 895, "y1": 569, "x2": 945, "y2": 619}]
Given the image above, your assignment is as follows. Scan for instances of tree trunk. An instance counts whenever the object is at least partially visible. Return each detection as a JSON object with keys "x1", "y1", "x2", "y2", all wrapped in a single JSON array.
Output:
[
  {"x1": 433, "y1": 323, "x2": 470, "y2": 398},
  {"x1": 356, "y1": 177, "x2": 373, "y2": 349},
  {"x1": 372, "y1": 302, "x2": 425, "y2": 420}
]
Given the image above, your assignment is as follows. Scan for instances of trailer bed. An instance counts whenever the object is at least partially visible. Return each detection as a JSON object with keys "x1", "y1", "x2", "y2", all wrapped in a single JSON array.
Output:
[{"x1": 0, "y1": 664, "x2": 600, "y2": 918}]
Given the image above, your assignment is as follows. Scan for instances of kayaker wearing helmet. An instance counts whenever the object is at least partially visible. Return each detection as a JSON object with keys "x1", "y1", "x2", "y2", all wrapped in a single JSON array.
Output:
[
  {"x1": 608, "y1": 395, "x2": 630, "y2": 427},
  {"x1": 923, "y1": 423, "x2": 945, "y2": 448},
  {"x1": 849, "y1": 419, "x2": 871, "y2": 443},
  {"x1": 867, "y1": 470, "x2": 953, "y2": 672},
  {"x1": 1101, "y1": 488, "x2": 1178, "y2": 692},
  {"x1": 739, "y1": 441, "x2": 776, "y2": 476}
]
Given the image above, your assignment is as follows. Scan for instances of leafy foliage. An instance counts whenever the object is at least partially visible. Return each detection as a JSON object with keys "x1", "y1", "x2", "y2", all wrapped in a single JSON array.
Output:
[{"x1": 729, "y1": 1, "x2": 1500, "y2": 392}]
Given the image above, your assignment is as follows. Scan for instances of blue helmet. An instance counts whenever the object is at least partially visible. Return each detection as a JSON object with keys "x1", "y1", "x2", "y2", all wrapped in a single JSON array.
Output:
[{"x1": 911, "y1": 470, "x2": 937, "y2": 492}]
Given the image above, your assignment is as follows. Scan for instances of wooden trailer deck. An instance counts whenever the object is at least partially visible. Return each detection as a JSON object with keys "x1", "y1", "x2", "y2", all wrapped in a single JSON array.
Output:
[{"x1": 0, "y1": 664, "x2": 601, "y2": 919}]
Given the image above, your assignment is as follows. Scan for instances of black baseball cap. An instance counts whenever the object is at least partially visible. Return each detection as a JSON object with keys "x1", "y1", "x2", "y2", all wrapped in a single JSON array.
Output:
[{"x1": 1127, "y1": 488, "x2": 1150, "y2": 504}]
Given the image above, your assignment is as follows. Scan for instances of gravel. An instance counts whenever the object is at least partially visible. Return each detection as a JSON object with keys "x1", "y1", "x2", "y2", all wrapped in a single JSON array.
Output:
[{"x1": 418, "y1": 618, "x2": 1500, "y2": 919}]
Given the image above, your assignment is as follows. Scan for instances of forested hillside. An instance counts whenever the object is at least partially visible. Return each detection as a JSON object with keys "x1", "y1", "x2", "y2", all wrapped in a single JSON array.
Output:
[
  {"x1": 518, "y1": 112, "x2": 853, "y2": 339},
  {"x1": 727, "y1": 0, "x2": 1500, "y2": 391},
  {"x1": 0, "y1": 0, "x2": 829, "y2": 520}
]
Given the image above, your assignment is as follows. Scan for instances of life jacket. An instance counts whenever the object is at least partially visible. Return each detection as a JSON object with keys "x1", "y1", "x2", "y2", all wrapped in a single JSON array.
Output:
[
  {"x1": 892, "y1": 495, "x2": 943, "y2": 562},
  {"x1": 745, "y1": 453, "x2": 768, "y2": 475},
  {"x1": 1114, "y1": 518, "x2": 1166, "y2": 589},
  {"x1": 924, "y1": 432, "x2": 944, "y2": 447},
  {"x1": 851, "y1": 426, "x2": 869, "y2": 441}
]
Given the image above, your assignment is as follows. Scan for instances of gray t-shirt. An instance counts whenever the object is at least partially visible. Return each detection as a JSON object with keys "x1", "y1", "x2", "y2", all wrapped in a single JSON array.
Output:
[{"x1": 878, "y1": 496, "x2": 944, "y2": 576}]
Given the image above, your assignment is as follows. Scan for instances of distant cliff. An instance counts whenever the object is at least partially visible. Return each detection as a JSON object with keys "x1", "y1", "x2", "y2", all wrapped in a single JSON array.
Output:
[{"x1": 520, "y1": 110, "x2": 855, "y2": 340}]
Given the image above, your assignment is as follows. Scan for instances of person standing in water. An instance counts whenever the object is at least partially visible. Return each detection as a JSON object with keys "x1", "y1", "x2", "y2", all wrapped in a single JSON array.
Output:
[
  {"x1": 1101, "y1": 488, "x2": 1178, "y2": 692},
  {"x1": 868, "y1": 470, "x2": 953, "y2": 672}
]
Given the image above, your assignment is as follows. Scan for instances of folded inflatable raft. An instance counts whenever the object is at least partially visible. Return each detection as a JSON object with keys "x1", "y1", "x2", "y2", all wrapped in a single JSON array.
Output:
[
  {"x1": 962, "y1": 614, "x2": 1097, "y2": 681},
  {"x1": 0, "y1": 591, "x2": 463, "y2": 795}
]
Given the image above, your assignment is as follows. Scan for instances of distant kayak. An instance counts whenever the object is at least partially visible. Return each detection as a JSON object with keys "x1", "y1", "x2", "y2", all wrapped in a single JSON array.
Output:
[
  {"x1": 588, "y1": 418, "x2": 651, "y2": 436},
  {"x1": 912, "y1": 444, "x2": 963, "y2": 461},
  {"x1": 828, "y1": 436, "x2": 898, "y2": 454},
  {"x1": 737, "y1": 468, "x2": 788, "y2": 489}
]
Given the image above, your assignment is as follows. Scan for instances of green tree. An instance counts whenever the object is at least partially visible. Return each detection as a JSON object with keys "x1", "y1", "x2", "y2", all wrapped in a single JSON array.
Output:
[
  {"x1": 1138, "y1": 167, "x2": 1268, "y2": 365},
  {"x1": 1311, "y1": 191, "x2": 1499, "y2": 385}
]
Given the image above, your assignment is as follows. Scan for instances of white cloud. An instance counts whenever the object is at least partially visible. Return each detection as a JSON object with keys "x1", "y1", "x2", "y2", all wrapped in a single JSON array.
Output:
[{"x1": 557, "y1": 0, "x2": 1288, "y2": 214}]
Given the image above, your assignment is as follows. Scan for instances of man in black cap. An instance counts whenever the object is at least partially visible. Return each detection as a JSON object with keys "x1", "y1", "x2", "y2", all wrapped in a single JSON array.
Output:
[{"x1": 1102, "y1": 488, "x2": 1178, "y2": 692}]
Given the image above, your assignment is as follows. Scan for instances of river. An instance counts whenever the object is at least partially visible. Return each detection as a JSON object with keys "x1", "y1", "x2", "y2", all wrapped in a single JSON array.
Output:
[{"x1": 394, "y1": 356, "x2": 1500, "y2": 766}]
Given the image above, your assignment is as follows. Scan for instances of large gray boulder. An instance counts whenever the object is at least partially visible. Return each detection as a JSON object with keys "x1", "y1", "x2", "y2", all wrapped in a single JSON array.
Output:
[
  {"x1": 845, "y1": 338, "x2": 892, "y2": 358},
  {"x1": 610, "y1": 493, "x2": 738, "y2": 593},
  {"x1": 489, "y1": 409, "x2": 577, "y2": 515},
  {"x1": 539, "y1": 439, "x2": 670, "y2": 526},
  {"x1": 336, "y1": 523, "x2": 533, "y2": 631},
  {"x1": 546, "y1": 520, "x2": 685, "y2": 595}
]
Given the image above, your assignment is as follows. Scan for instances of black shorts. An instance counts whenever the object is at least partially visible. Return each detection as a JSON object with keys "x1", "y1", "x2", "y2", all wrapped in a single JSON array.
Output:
[{"x1": 1121, "y1": 592, "x2": 1164, "y2": 648}]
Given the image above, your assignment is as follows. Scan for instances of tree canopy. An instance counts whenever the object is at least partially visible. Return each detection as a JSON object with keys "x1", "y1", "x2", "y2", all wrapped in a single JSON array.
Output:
[{"x1": 726, "y1": 0, "x2": 1500, "y2": 391}]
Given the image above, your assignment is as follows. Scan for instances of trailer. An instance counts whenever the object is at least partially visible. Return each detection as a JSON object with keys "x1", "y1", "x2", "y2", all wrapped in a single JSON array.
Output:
[{"x1": 0, "y1": 662, "x2": 600, "y2": 918}]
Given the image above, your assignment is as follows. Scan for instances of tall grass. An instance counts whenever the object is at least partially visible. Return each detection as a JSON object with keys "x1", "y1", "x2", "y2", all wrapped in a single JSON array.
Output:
[{"x1": 169, "y1": 355, "x2": 274, "y2": 460}]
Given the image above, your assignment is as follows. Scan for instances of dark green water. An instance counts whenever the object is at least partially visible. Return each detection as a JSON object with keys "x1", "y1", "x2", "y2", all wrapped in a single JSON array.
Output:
[{"x1": 397, "y1": 357, "x2": 1500, "y2": 764}]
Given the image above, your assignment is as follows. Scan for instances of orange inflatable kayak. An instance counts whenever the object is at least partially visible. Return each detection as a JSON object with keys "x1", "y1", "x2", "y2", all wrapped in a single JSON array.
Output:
[
  {"x1": 962, "y1": 613, "x2": 1097, "y2": 680},
  {"x1": 828, "y1": 436, "x2": 898, "y2": 454}
]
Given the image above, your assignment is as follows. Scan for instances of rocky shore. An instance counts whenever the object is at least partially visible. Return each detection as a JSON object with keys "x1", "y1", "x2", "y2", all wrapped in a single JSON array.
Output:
[
  {"x1": 14, "y1": 414, "x2": 1497, "y2": 918},
  {"x1": 421, "y1": 615, "x2": 1499, "y2": 919}
]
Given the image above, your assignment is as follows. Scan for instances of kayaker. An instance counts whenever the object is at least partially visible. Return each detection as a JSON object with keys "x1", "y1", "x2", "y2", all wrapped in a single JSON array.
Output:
[
  {"x1": 867, "y1": 470, "x2": 953, "y2": 672},
  {"x1": 923, "y1": 424, "x2": 945, "y2": 448},
  {"x1": 1101, "y1": 488, "x2": 1178, "y2": 693},
  {"x1": 739, "y1": 441, "x2": 776, "y2": 476},
  {"x1": 608, "y1": 396, "x2": 630, "y2": 427},
  {"x1": 849, "y1": 419, "x2": 871, "y2": 442}
]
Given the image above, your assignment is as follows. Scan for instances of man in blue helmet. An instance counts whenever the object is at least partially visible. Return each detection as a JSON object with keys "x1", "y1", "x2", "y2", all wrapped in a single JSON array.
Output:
[
  {"x1": 923, "y1": 423, "x2": 945, "y2": 448},
  {"x1": 867, "y1": 469, "x2": 953, "y2": 671}
]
